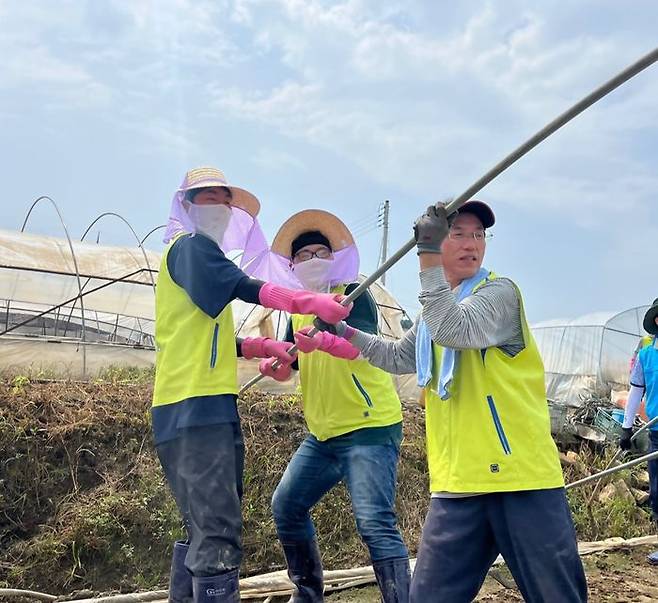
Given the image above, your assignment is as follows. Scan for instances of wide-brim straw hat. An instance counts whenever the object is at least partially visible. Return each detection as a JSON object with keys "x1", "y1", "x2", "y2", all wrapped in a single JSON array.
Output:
[
  {"x1": 643, "y1": 298, "x2": 658, "y2": 336},
  {"x1": 271, "y1": 209, "x2": 355, "y2": 259},
  {"x1": 179, "y1": 167, "x2": 260, "y2": 218}
]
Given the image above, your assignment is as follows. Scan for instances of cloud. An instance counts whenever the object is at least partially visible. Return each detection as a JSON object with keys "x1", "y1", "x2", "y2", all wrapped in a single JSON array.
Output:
[
  {"x1": 2, "y1": 0, "x2": 656, "y2": 322},
  {"x1": 208, "y1": 0, "x2": 658, "y2": 227}
]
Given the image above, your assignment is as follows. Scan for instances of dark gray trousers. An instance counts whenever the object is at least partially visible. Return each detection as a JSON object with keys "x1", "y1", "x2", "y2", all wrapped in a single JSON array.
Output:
[{"x1": 157, "y1": 423, "x2": 244, "y2": 577}]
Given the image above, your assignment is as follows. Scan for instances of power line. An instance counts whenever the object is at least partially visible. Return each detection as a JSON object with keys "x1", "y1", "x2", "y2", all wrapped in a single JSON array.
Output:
[
  {"x1": 352, "y1": 225, "x2": 379, "y2": 238},
  {"x1": 351, "y1": 203, "x2": 382, "y2": 224},
  {"x1": 349, "y1": 204, "x2": 386, "y2": 232},
  {"x1": 350, "y1": 212, "x2": 379, "y2": 227},
  {"x1": 350, "y1": 217, "x2": 380, "y2": 233},
  {"x1": 352, "y1": 224, "x2": 381, "y2": 238},
  {"x1": 349, "y1": 217, "x2": 380, "y2": 234}
]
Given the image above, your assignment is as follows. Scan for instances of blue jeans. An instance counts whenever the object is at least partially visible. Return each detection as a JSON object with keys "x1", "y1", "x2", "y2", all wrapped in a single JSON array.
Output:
[
  {"x1": 271, "y1": 435, "x2": 408, "y2": 562},
  {"x1": 649, "y1": 431, "x2": 658, "y2": 521},
  {"x1": 410, "y1": 488, "x2": 587, "y2": 603}
]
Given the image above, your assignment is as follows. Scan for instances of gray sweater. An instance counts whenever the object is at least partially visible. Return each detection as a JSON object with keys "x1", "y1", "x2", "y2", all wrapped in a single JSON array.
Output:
[{"x1": 351, "y1": 266, "x2": 525, "y2": 372}]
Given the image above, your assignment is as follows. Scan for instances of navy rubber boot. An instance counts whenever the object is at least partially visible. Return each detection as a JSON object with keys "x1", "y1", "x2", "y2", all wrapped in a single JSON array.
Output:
[
  {"x1": 169, "y1": 540, "x2": 193, "y2": 603},
  {"x1": 192, "y1": 569, "x2": 240, "y2": 603},
  {"x1": 282, "y1": 539, "x2": 324, "y2": 602},
  {"x1": 373, "y1": 557, "x2": 411, "y2": 603},
  {"x1": 649, "y1": 519, "x2": 658, "y2": 565}
]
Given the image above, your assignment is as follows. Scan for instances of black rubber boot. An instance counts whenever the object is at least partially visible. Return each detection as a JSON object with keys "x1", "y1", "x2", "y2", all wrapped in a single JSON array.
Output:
[
  {"x1": 282, "y1": 539, "x2": 324, "y2": 602},
  {"x1": 169, "y1": 540, "x2": 193, "y2": 603},
  {"x1": 192, "y1": 569, "x2": 240, "y2": 603},
  {"x1": 373, "y1": 557, "x2": 411, "y2": 603}
]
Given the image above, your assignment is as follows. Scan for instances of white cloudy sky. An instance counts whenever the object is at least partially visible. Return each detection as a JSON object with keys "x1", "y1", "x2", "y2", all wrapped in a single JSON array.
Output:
[{"x1": 1, "y1": 0, "x2": 657, "y2": 322}]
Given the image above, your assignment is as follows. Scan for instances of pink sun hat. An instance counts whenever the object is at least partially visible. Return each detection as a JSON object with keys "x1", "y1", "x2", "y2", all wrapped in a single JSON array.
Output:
[{"x1": 163, "y1": 166, "x2": 267, "y2": 268}]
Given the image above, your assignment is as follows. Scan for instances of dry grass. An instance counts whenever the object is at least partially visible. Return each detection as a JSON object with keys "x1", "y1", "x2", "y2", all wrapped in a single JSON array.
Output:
[
  {"x1": 0, "y1": 373, "x2": 654, "y2": 598},
  {"x1": 0, "y1": 376, "x2": 428, "y2": 596}
]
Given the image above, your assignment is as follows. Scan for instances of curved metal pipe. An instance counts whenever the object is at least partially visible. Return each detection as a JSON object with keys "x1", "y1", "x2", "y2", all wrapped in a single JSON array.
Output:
[
  {"x1": 20, "y1": 196, "x2": 87, "y2": 346},
  {"x1": 140, "y1": 224, "x2": 166, "y2": 246},
  {"x1": 80, "y1": 212, "x2": 156, "y2": 289}
]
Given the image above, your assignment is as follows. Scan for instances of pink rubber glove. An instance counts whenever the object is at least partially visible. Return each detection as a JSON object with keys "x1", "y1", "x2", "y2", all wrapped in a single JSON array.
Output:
[
  {"x1": 293, "y1": 328, "x2": 323, "y2": 353},
  {"x1": 258, "y1": 357, "x2": 292, "y2": 382},
  {"x1": 241, "y1": 337, "x2": 297, "y2": 364},
  {"x1": 259, "y1": 283, "x2": 352, "y2": 323},
  {"x1": 294, "y1": 326, "x2": 360, "y2": 360}
]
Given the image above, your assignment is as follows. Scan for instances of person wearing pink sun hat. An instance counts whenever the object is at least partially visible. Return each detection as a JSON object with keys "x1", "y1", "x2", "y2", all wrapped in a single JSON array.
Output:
[{"x1": 153, "y1": 169, "x2": 352, "y2": 603}]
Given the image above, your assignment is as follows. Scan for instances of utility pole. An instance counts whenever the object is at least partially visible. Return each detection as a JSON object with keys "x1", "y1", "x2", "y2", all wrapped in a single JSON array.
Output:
[{"x1": 379, "y1": 200, "x2": 390, "y2": 286}]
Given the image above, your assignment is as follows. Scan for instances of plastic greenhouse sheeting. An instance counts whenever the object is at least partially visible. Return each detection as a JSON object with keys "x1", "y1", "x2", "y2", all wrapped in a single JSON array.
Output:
[
  {"x1": 0, "y1": 228, "x2": 160, "y2": 376},
  {"x1": 531, "y1": 306, "x2": 651, "y2": 405},
  {"x1": 0, "y1": 228, "x2": 158, "y2": 319},
  {"x1": 0, "y1": 229, "x2": 418, "y2": 394}
]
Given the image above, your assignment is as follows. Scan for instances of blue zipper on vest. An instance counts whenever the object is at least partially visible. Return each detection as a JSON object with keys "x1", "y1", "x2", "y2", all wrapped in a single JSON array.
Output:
[
  {"x1": 487, "y1": 395, "x2": 511, "y2": 455},
  {"x1": 352, "y1": 374, "x2": 373, "y2": 407},
  {"x1": 210, "y1": 323, "x2": 219, "y2": 368}
]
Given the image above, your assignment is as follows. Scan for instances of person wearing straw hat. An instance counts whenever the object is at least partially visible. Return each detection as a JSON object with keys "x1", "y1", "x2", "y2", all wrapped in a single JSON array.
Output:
[
  {"x1": 153, "y1": 170, "x2": 352, "y2": 603},
  {"x1": 245, "y1": 209, "x2": 410, "y2": 602},
  {"x1": 314, "y1": 200, "x2": 587, "y2": 602},
  {"x1": 621, "y1": 298, "x2": 658, "y2": 564}
]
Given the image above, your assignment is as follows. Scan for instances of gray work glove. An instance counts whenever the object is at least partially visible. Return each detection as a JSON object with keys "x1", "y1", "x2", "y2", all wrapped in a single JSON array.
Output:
[
  {"x1": 313, "y1": 318, "x2": 349, "y2": 337},
  {"x1": 413, "y1": 203, "x2": 452, "y2": 255}
]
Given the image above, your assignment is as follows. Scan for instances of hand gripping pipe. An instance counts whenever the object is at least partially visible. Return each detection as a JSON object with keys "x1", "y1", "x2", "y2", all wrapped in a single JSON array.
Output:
[{"x1": 239, "y1": 46, "x2": 658, "y2": 396}]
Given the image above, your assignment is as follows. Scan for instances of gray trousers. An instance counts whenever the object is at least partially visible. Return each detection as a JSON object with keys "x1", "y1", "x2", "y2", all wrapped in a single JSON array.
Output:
[{"x1": 157, "y1": 423, "x2": 244, "y2": 577}]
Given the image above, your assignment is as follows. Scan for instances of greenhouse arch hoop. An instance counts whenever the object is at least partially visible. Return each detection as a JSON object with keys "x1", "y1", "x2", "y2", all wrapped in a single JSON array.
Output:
[
  {"x1": 20, "y1": 196, "x2": 88, "y2": 346},
  {"x1": 80, "y1": 212, "x2": 156, "y2": 289}
]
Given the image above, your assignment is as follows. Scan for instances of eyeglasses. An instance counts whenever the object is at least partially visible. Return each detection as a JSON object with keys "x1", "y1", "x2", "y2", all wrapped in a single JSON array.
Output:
[
  {"x1": 447, "y1": 230, "x2": 493, "y2": 242},
  {"x1": 293, "y1": 248, "x2": 333, "y2": 262}
]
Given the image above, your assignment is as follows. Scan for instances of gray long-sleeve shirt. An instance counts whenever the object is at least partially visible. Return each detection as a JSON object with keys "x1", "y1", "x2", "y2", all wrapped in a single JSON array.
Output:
[{"x1": 351, "y1": 266, "x2": 525, "y2": 372}]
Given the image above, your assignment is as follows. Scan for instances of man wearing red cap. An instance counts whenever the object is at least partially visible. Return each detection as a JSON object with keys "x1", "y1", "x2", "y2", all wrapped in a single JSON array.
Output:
[{"x1": 316, "y1": 200, "x2": 587, "y2": 602}]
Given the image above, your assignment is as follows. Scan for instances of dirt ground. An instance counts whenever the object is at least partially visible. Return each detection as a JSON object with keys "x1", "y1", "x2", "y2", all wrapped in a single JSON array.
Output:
[
  {"x1": 2, "y1": 377, "x2": 656, "y2": 601},
  {"x1": 320, "y1": 546, "x2": 658, "y2": 603}
]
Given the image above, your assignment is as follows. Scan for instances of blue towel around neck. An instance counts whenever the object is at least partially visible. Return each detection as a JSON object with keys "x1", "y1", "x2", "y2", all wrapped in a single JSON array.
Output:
[{"x1": 416, "y1": 267, "x2": 490, "y2": 399}]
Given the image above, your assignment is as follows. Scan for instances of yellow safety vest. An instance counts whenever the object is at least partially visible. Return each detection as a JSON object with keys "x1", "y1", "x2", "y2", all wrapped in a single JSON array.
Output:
[
  {"x1": 424, "y1": 276, "x2": 564, "y2": 493},
  {"x1": 152, "y1": 235, "x2": 238, "y2": 407},
  {"x1": 292, "y1": 286, "x2": 402, "y2": 441}
]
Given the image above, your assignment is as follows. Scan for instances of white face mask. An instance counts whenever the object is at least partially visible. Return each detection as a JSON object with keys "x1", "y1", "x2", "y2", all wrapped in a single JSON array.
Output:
[
  {"x1": 187, "y1": 203, "x2": 232, "y2": 245},
  {"x1": 293, "y1": 258, "x2": 333, "y2": 292}
]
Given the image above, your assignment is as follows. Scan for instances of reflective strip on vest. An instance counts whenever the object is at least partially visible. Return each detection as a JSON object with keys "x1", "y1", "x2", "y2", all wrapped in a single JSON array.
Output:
[
  {"x1": 291, "y1": 285, "x2": 402, "y2": 441},
  {"x1": 424, "y1": 276, "x2": 564, "y2": 493},
  {"x1": 152, "y1": 237, "x2": 238, "y2": 407}
]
